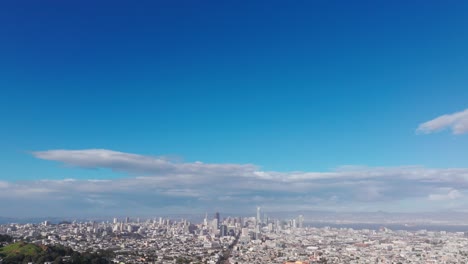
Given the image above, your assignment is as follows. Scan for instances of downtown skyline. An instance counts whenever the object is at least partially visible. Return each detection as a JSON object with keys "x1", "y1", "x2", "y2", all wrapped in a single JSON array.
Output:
[{"x1": 1, "y1": 1, "x2": 468, "y2": 217}]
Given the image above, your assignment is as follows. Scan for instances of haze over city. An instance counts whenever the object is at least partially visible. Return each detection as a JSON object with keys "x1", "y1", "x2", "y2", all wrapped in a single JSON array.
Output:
[{"x1": 1, "y1": 0, "x2": 468, "y2": 220}]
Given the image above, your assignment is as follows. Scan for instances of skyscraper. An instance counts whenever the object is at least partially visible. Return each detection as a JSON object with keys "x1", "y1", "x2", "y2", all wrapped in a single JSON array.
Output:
[
  {"x1": 203, "y1": 212, "x2": 208, "y2": 227},
  {"x1": 220, "y1": 225, "x2": 227, "y2": 237},
  {"x1": 215, "y1": 212, "x2": 220, "y2": 229},
  {"x1": 256, "y1": 207, "x2": 261, "y2": 239},
  {"x1": 256, "y1": 207, "x2": 261, "y2": 225},
  {"x1": 298, "y1": 215, "x2": 304, "y2": 228}
]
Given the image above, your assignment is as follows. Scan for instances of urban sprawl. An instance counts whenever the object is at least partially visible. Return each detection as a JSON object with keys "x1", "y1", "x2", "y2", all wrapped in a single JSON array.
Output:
[{"x1": 2, "y1": 208, "x2": 468, "y2": 263}]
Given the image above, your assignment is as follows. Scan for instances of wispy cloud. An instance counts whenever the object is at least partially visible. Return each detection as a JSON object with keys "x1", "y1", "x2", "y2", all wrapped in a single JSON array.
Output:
[
  {"x1": 417, "y1": 109, "x2": 468, "y2": 135},
  {"x1": 33, "y1": 149, "x2": 256, "y2": 177},
  {"x1": 0, "y1": 148, "x2": 464, "y2": 217},
  {"x1": 428, "y1": 188, "x2": 463, "y2": 201}
]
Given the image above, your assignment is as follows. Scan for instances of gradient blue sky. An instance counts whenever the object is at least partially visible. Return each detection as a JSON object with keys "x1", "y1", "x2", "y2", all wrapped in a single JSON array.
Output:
[{"x1": 1, "y1": 0, "x2": 468, "y2": 217}]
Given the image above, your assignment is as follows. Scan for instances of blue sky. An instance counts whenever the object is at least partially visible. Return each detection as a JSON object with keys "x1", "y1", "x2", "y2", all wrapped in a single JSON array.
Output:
[{"x1": 1, "y1": 0, "x2": 468, "y2": 217}]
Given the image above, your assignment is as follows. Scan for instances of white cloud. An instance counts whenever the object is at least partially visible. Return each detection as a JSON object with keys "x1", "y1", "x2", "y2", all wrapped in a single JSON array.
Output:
[
  {"x1": 33, "y1": 149, "x2": 257, "y2": 177},
  {"x1": 417, "y1": 109, "x2": 468, "y2": 135},
  {"x1": 0, "y1": 181, "x2": 10, "y2": 188},
  {"x1": 428, "y1": 188, "x2": 463, "y2": 201},
  {"x1": 0, "y1": 148, "x2": 465, "y2": 216}
]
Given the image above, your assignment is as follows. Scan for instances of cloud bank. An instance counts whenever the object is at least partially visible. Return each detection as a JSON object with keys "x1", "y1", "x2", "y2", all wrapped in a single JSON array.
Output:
[
  {"x1": 417, "y1": 109, "x2": 468, "y2": 135},
  {"x1": 0, "y1": 148, "x2": 461, "y2": 217}
]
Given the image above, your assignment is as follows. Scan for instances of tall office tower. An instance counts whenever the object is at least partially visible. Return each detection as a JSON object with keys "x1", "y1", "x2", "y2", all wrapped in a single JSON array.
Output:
[
  {"x1": 125, "y1": 217, "x2": 130, "y2": 223},
  {"x1": 256, "y1": 207, "x2": 261, "y2": 226},
  {"x1": 215, "y1": 212, "x2": 220, "y2": 229},
  {"x1": 298, "y1": 215, "x2": 304, "y2": 228},
  {"x1": 256, "y1": 207, "x2": 261, "y2": 239},
  {"x1": 113, "y1": 218, "x2": 118, "y2": 224},
  {"x1": 204, "y1": 213, "x2": 208, "y2": 227},
  {"x1": 220, "y1": 225, "x2": 228, "y2": 237}
]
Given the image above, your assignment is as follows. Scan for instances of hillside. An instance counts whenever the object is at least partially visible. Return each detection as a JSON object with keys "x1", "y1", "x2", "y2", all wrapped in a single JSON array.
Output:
[
  {"x1": 0, "y1": 241, "x2": 112, "y2": 264},
  {"x1": 0, "y1": 242, "x2": 43, "y2": 257}
]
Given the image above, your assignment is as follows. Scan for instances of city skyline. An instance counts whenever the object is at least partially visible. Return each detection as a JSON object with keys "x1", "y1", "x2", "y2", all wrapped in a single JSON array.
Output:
[
  {"x1": 1, "y1": 1, "x2": 468, "y2": 217},
  {"x1": 3, "y1": 210, "x2": 468, "y2": 263}
]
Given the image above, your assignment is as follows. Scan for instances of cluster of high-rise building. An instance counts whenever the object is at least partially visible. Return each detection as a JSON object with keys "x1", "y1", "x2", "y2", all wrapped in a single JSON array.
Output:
[{"x1": 2, "y1": 209, "x2": 468, "y2": 263}]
